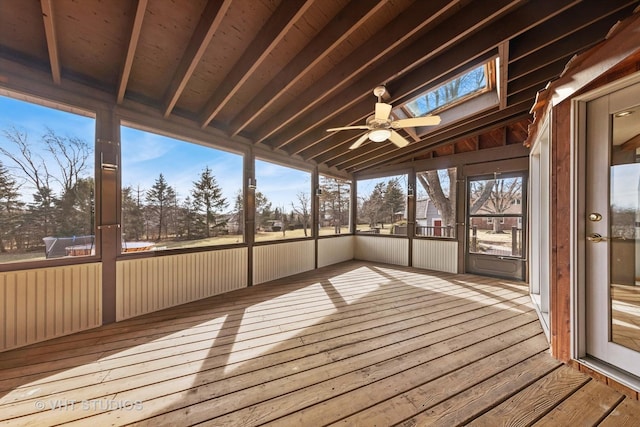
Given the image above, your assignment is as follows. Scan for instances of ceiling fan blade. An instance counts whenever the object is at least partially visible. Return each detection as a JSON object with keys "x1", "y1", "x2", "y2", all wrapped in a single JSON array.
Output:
[
  {"x1": 391, "y1": 115, "x2": 441, "y2": 128},
  {"x1": 388, "y1": 130, "x2": 409, "y2": 148},
  {"x1": 326, "y1": 125, "x2": 370, "y2": 132},
  {"x1": 349, "y1": 132, "x2": 370, "y2": 150},
  {"x1": 375, "y1": 102, "x2": 392, "y2": 121}
]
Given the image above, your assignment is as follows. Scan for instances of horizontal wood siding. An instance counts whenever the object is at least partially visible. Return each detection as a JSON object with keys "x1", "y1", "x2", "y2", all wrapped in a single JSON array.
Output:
[
  {"x1": 116, "y1": 248, "x2": 247, "y2": 321},
  {"x1": 0, "y1": 263, "x2": 102, "y2": 352},
  {"x1": 253, "y1": 240, "x2": 315, "y2": 285},
  {"x1": 354, "y1": 236, "x2": 409, "y2": 266},
  {"x1": 318, "y1": 236, "x2": 354, "y2": 268},
  {"x1": 413, "y1": 239, "x2": 458, "y2": 273}
]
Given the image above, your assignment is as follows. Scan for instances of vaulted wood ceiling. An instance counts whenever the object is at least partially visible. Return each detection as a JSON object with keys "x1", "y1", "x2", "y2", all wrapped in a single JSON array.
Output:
[{"x1": 1, "y1": 0, "x2": 638, "y2": 174}]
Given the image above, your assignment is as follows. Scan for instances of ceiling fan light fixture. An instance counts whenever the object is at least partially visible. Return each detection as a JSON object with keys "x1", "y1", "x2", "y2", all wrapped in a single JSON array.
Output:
[{"x1": 369, "y1": 129, "x2": 391, "y2": 142}]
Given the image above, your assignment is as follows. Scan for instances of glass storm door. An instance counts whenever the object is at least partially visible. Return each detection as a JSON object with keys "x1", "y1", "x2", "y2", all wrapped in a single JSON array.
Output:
[
  {"x1": 585, "y1": 82, "x2": 640, "y2": 377},
  {"x1": 466, "y1": 172, "x2": 526, "y2": 280}
]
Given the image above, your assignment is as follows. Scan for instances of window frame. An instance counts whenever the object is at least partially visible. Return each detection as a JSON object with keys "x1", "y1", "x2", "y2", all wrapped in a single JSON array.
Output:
[{"x1": 253, "y1": 157, "x2": 314, "y2": 243}]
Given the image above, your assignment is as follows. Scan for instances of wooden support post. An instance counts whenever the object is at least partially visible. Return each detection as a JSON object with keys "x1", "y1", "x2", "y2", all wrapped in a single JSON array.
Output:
[{"x1": 96, "y1": 108, "x2": 120, "y2": 324}]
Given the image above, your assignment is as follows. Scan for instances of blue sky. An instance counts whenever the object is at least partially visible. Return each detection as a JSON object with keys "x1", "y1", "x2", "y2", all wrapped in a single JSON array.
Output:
[
  {"x1": 0, "y1": 94, "x2": 312, "y2": 210},
  {"x1": 357, "y1": 174, "x2": 408, "y2": 201}
]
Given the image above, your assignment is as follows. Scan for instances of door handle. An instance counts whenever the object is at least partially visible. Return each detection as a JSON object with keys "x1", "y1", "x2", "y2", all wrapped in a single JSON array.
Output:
[{"x1": 587, "y1": 233, "x2": 629, "y2": 242}]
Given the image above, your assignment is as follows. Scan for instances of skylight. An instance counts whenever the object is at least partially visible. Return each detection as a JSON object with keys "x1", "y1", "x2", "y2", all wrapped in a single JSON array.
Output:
[{"x1": 400, "y1": 61, "x2": 495, "y2": 119}]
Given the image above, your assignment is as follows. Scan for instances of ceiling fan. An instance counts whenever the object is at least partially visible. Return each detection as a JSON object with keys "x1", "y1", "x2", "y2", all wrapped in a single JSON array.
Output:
[{"x1": 327, "y1": 85, "x2": 441, "y2": 149}]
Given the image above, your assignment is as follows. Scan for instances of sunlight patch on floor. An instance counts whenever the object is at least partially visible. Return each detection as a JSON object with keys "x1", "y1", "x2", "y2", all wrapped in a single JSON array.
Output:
[
  {"x1": 223, "y1": 283, "x2": 335, "y2": 374},
  {"x1": 328, "y1": 267, "x2": 386, "y2": 305}
]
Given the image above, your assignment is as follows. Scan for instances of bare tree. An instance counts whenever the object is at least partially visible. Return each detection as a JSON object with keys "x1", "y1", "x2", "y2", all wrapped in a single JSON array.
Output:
[
  {"x1": 476, "y1": 178, "x2": 522, "y2": 233},
  {"x1": 417, "y1": 169, "x2": 457, "y2": 229},
  {"x1": 291, "y1": 191, "x2": 311, "y2": 236},
  {"x1": 42, "y1": 128, "x2": 90, "y2": 193},
  {"x1": 1, "y1": 126, "x2": 92, "y2": 239},
  {"x1": 1, "y1": 127, "x2": 53, "y2": 196}
]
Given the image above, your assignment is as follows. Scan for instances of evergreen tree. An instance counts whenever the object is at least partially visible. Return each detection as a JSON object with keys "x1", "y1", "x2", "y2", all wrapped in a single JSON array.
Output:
[
  {"x1": 255, "y1": 191, "x2": 272, "y2": 230},
  {"x1": 191, "y1": 166, "x2": 228, "y2": 237},
  {"x1": 360, "y1": 182, "x2": 385, "y2": 227},
  {"x1": 233, "y1": 190, "x2": 244, "y2": 235},
  {"x1": 56, "y1": 177, "x2": 94, "y2": 236},
  {"x1": 383, "y1": 178, "x2": 405, "y2": 224},
  {"x1": 122, "y1": 185, "x2": 145, "y2": 241},
  {"x1": 0, "y1": 161, "x2": 24, "y2": 251},
  {"x1": 28, "y1": 187, "x2": 57, "y2": 238},
  {"x1": 146, "y1": 173, "x2": 175, "y2": 240}
]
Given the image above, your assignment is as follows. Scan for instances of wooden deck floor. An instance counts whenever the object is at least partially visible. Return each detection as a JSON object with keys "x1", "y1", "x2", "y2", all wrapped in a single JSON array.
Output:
[{"x1": 1, "y1": 261, "x2": 639, "y2": 426}]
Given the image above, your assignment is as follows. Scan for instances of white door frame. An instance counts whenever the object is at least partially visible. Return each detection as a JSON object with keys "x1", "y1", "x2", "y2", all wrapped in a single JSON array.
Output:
[
  {"x1": 529, "y1": 115, "x2": 551, "y2": 338},
  {"x1": 571, "y1": 70, "x2": 640, "y2": 389}
]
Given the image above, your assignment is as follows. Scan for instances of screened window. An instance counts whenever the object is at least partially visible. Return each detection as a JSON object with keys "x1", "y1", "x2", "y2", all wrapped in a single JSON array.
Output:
[
  {"x1": 415, "y1": 167, "x2": 456, "y2": 238},
  {"x1": 254, "y1": 159, "x2": 311, "y2": 242},
  {"x1": 468, "y1": 174, "x2": 524, "y2": 257},
  {"x1": 318, "y1": 175, "x2": 351, "y2": 236},
  {"x1": 356, "y1": 175, "x2": 407, "y2": 235},
  {"x1": 0, "y1": 95, "x2": 95, "y2": 263},
  {"x1": 121, "y1": 126, "x2": 243, "y2": 252}
]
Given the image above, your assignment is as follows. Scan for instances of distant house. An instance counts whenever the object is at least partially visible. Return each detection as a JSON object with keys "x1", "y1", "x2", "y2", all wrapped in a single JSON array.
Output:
[
  {"x1": 470, "y1": 198, "x2": 523, "y2": 231},
  {"x1": 415, "y1": 199, "x2": 449, "y2": 237},
  {"x1": 225, "y1": 212, "x2": 242, "y2": 234}
]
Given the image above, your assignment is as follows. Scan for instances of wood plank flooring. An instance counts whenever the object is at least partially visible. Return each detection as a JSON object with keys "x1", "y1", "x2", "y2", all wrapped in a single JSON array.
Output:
[{"x1": 0, "y1": 261, "x2": 639, "y2": 426}]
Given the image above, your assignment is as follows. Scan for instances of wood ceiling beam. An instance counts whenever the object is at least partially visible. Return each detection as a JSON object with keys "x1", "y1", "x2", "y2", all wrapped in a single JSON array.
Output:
[
  {"x1": 508, "y1": 15, "x2": 629, "y2": 82},
  {"x1": 199, "y1": 0, "x2": 313, "y2": 128},
  {"x1": 289, "y1": 48, "x2": 496, "y2": 159},
  {"x1": 388, "y1": 0, "x2": 579, "y2": 110},
  {"x1": 163, "y1": 0, "x2": 231, "y2": 117},
  {"x1": 252, "y1": 0, "x2": 464, "y2": 144},
  {"x1": 312, "y1": 0, "x2": 581, "y2": 171},
  {"x1": 117, "y1": 0, "x2": 148, "y2": 104},
  {"x1": 285, "y1": 3, "x2": 571, "y2": 162},
  {"x1": 282, "y1": 0, "x2": 579, "y2": 157},
  {"x1": 509, "y1": 0, "x2": 638, "y2": 63},
  {"x1": 498, "y1": 41, "x2": 509, "y2": 109},
  {"x1": 298, "y1": 53, "x2": 495, "y2": 162},
  {"x1": 507, "y1": 56, "x2": 571, "y2": 97},
  {"x1": 226, "y1": 0, "x2": 387, "y2": 137},
  {"x1": 267, "y1": 0, "x2": 523, "y2": 151},
  {"x1": 40, "y1": 0, "x2": 61, "y2": 85}
]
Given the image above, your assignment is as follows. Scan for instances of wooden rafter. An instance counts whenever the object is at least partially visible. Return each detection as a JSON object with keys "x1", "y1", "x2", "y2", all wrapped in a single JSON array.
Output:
[
  {"x1": 163, "y1": 0, "x2": 231, "y2": 117},
  {"x1": 40, "y1": 0, "x2": 61, "y2": 85},
  {"x1": 227, "y1": 0, "x2": 387, "y2": 137},
  {"x1": 253, "y1": 0, "x2": 463, "y2": 144},
  {"x1": 269, "y1": 0, "x2": 523, "y2": 151},
  {"x1": 498, "y1": 41, "x2": 509, "y2": 109},
  {"x1": 3, "y1": 0, "x2": 637, "y2": 174},
  {"x1": 509, "y1": 15, "x2": 628, "y2": 83},
  {"x1": 282, "y1": 0, "x2": 575, "y2": 159},
  {"x1": 118, "y1": 0, "x2": 148, "y2": 104},
  {"x1": 508, "y1": 0, "x2": 638, "y2": 63},
  {"x1": 199, "y1": 0, "x2": 314, "y2": 128}
]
